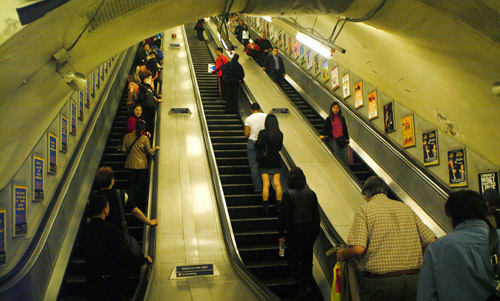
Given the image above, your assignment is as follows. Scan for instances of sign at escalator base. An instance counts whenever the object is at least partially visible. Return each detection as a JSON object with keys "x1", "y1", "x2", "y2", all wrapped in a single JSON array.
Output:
[{"x1": 170, "y1": 263, "x2": 219, "y2": 279}]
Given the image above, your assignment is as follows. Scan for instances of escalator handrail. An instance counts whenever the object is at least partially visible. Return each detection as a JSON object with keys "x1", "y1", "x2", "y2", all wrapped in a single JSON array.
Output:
[
  {"x1": 245, "y1": 21, "x2": 450, "y2": 201},
  {"x1": 0, "y1": 48, "x2": 134, "y2": 292},
  {"x1": 182, "y1": 24, "x2": 279, "y2": 301}
]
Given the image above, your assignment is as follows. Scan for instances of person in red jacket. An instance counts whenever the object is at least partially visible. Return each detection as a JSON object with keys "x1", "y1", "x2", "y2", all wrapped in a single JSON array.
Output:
[
  {"x1": 211, "y1": 47, "x2": 229, "y2": 101},
  {"x1": 245, "y1": 40, "x2": 260, "y2": 61}
]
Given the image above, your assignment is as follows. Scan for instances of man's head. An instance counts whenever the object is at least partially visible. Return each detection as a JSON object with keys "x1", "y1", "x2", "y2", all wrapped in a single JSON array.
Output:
[
  {"x1": 272, "y1": 47, "x2": 279, "y2": 56},
  {"x1": 216, "y1": 47, "x2": 223, "y2": 56},
  {"x1": 445, "y1": 190, "x2": 487, "y2": 229},
  {"x1": 261, "y1": 31, "x2": 267, "y2": 39},
  {"x1": 87, "y1": 195, "x2": 109, "y2": 218},
  {"x1": 483, "y1": 189, "x2": 500, "y2": 214},
  {"x1": 143, "y1": 44, "x2": 150, "y2": 52},
  {"x1": 94, "y1": 166, "x2": 114, "y2": 189},
  {"x1": 361, "y1": 176, "x2": 388, "y2": 200},
  {"x1": 232, "y1": 53, "x2": 239, "y2": 62},
  {"x1": 250, "y1": 103, "x2": 261, "y2": 113},
  {"x1": 149, "y1": 51, "x2": 156, "y2": 59}
]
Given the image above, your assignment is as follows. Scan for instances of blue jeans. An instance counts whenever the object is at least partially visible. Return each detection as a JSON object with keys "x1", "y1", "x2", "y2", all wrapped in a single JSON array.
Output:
[
  {"x1": 247, "y1": 140, "x2": 262, "y2": 192},
  {"x1": 327, "y1": 140, "x2": 349, "y2": 164}
]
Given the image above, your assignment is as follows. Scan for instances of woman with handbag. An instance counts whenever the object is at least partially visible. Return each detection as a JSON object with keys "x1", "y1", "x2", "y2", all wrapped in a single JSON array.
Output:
[
  {"x1": 319, "y1": 102, "x2": 350, "y2": 163},
  {"x1": 257, "y1": 114, "x2": 283, "y2": 215},
  {"x1": 122, "y1": 120, "x2": 159, "y2": 205}
]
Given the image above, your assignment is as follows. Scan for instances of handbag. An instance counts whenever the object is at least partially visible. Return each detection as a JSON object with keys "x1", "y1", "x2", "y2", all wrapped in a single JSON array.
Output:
[
  {"x1": 255, "y1": 131, "x2": 268, "y2": 162},
  {"x1": 115, "y1": 189, "x2": 142, "y2": 257},
  {"x1": 335, "y1": 136, "x2": 348, "y2": 148}
]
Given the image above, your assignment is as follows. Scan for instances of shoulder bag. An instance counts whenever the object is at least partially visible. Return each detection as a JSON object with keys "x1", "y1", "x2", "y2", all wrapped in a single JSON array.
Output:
[{"x1": 115, "y1": 189, "x2": 142, "y2": 257}]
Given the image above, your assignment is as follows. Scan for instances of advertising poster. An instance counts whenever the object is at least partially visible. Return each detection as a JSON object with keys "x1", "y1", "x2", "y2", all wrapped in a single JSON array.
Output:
[
  {"x1": 283, "y1": 33, "x2": 287, "y2": 50},
  {"x1": 86, "y1": 79, "x2": 91, "y2": 108},
  {"x1": 79, "y1": 96, "x2": 84, "y2": 121},
  {"x1": 13, "y1": 185, "x2": 27, "y2": 236},
  {"x1": 91, "y1": 72, "x2": 96, "y2": 97},
  {"x1": 448, "y1": 148, "x2": 467, "y2": 187},
  {"x1": 33, "y1": 155, "x2": 44, "y2": 201},
  {"x1": 97, "y1": 68, "x2": 101, "y2": 89},
  {"x1": 288, "y1": 36, "x2": 293, "y2": 55},
  {"x1": 401, "y1": 115, "x2": 416, "y2": 148},
  {"x1": 105, "y1": 61, "x2": 109, "y2": 73},
  {"x1": 422, "y1": 130, "x2": 439, "y2": 166},
  {"x1": 479, "y1": 172, "x2": 499, "y2": 195},
  {"x1": 306, "y1": 50, "x2": 312, "y2": 70},
  {"x1": 48, "y1": 133, "x2": 57, "y2": 174},
  {"x1": 368, "y1": 90, "x2": 378, "y2": 119},
  {"x1": 0, "y1": 209, "x2": 5, "y2": 265},
  {"x1": 383, "y1": 102, "x2": 395, "y2": 133},
  {"x1": 354, "y1": 81, "x2": 363, "y2": 108},
  {"x1": 60, "y1": 115, "x2": 68, "y2": 153},
  {"x1": 293, "y1": 41, "x2": 299, "y2": 59},
  {"x1": 299, "y1": 45, "x2": 305, "y2": 64},
  {"x1": 101, "y1": 65, "x2": 105, "y2": 80},
  {"x1": 278, "y1": 31, "x2": 282, "y2": 47},
  {"x1": 71, "y1": 101, "x2": 77, "y2": 135},
  {"x1": 322, "y1": 60, "x2": 329, "y2": 83},
  {"x1": 342, "y1": 73, "x2": 351, "y2": 99},
  {"x1": 331, "y1": 66, "x2": 340, "y2": 90},
  {"x1": 82, "y1": 90, "x2": 89, "y2": 109},
  {"x1": 313, "y1": 54, "x2": 320, "y2": 76}
]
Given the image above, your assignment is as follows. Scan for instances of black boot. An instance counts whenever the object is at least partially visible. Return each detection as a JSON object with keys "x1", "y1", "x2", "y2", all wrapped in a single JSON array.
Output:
[{"x1": 263, "y1": 201, "x2": 270, "y2": 216}]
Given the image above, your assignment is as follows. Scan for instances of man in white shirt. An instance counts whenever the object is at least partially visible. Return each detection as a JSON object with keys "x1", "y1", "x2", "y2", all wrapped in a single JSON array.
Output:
[{"x1": 244, "y1": 103, "x2": 267, "y2": 193}]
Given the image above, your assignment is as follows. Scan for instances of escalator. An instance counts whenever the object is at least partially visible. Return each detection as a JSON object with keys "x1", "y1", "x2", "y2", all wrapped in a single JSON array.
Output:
[
  {"x1": 184, "y1": 25, "x2": 299, "y2": 299},
  {"x1": 58, "y1": 74, "x2": 147, "y2": 300}
]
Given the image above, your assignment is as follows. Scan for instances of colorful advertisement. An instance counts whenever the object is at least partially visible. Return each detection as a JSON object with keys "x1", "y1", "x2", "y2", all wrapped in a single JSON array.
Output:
[
  {"x1": 306, "y1": 50, "x2": 312, "y2": 70},
  {"x1": 79, "y1": 96, "x2": 84, "y2": 121},
  {"x1": 283, "y1": 33, "x2": 287, "y2": 50},
  {"x1": 33, "y1": 155, "x2": 44, "y2": 201},
  {"x1": 354, "y1": 81, "x2": 363, "y2": 108},
  {"x1": 300, "y1": 45, "x2": 305, "y2": 65},
  {"x1": 322, "y1": 60, "x2": 329, "y2": 83},
  {"x1": 479, "y1": 172, "x2": 499, "y2": 195},
  {"x1": 422, "y1": 130, "x2": 439, "y2": 166},
  {"x1": 313, "y1": 54, "x2": 320, "y2": 76},
  {"x1": 368, "y1": 90, "x2": 378, "y2": 120},
  {"x1": 401, "y1": 115, "x2": 416, "y2": 148},
  {"x1": 14, "y1": 185, "x2": 27, "y2": 236},
  {"x1": 60, "y1": 115, "x2": 68, "y2": 153},
  {"x1": 383, "y1": 102, "x2": 395, "y2": 133},
  {"x1": 448, "y1": 149, "x2": 467, "y2": 187},
  {"x1": 278, "y1": 31, "x2": 282, "y2": 47},
  {"x1": 92, "y1": 72, "x2": 96, "y2": 97},
  {"x1": 0, "y1": 209, "x2": 5, "y2": 265},
  {"x1": 331, "y1": 66, "x2": 339, "y2": 90},
  {"x1": 342, "y1": 73, "x2": 351, "y2": 99},
  {"x1": 293, "y1": 41, "x2": 299, "y2": 59},
  {"x1": 288, "y1": 36, "x2": 293, "y2": 55},
  {"x1": 48, "y1": 133, "x2": 57, "y2": 174},
  {"x1": 71, "y1": 101, "x2": 77, "y2": 135},
  {"x1": 81, "y1": 90, "x2": 88, "y2": 109},
  {"x1": 97, "y1": 67, "x2": 101, "y2": 88}
]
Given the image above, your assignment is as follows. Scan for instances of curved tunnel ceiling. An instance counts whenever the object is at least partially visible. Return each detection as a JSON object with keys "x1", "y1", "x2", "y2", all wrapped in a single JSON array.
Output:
[{"x1": 0, "y1": 0, "x2": 499, "y2": 189}]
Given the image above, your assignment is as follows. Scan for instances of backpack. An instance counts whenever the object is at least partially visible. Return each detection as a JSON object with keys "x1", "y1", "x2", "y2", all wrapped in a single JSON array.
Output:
[{"x1": 138, "y1": 83, "x2": 155, "y2": 109}]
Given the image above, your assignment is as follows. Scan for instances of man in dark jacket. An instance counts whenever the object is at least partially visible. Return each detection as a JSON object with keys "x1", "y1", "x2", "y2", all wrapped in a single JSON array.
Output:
[
  {"x1": 80, "y1": 195, "x2": 152, "y2": 301},
  {"x1": 254, "y1": 31, "x2": 273, "y2": 66},
  {"x1": 262, "y1": 47, "x2": 286, "y2": 87},
  {"x1": 221, "y1": 54, "x2": 245, "y2": 114}
]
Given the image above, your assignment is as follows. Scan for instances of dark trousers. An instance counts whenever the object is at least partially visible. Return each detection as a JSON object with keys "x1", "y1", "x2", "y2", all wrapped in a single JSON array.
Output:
[
  {"x1": 87, "y1": 276, "x2": 124, "y2": 301},
  {"x1": 224, "y1": 82, "x2": 239, "y2": 114},
  {"x1": 271, "y1": 72, "x2": 284, "y2": 87},
  {"x1": 142, "y1": 105, "x2": 155, "y2": 133},
  {"x1": 217, "y1": 76, "x2": 225, "y2": 100},
  {"x1": 196, "y1": 30, "x2": 204, "y2": 40},
  {"x1": 127, "y1": 169, "x2": 148, "y2": 205},
  {"x1": 286, "y1": 225, "x2": 317, "y2": 293},
  {"x1": 359, "y1": 273, "x2": 419, "y2": 301}
]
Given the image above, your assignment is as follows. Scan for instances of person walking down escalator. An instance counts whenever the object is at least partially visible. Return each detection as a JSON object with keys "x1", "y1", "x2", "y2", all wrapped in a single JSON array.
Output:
[
  {"x1": 221, "y1": 53, "x2": 245, "y2": 114},
  {"x1": 256, "y1": 114, "x2": 283, "y2": 215},
  {"x1": 122, "y1": 120, "x2": 159, "y2": 205},
  {"x1": 319, "y1": 102, "x2": 350, "y2": 164},
  {"x1": 278, "y1": 167, "x2": 321, "y2": 300},
  {"x1": 194, "y1": 19, "x2": 205, "y2": 41}
]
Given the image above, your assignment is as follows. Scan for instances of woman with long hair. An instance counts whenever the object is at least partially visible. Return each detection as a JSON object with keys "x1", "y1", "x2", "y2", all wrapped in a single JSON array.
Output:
[
  {"x1": 126, "y1": 104, "x2": 150, "y2": 138},
  {"x1": 319, "y1": 101, "x2": 350, "y2": 163},
  {"x1": 241, "y1": 24, "x2": 250, "y2": 47},
  {"x1": 257, "y1": 114, "x2": 283, "y2": 214},
  {"x1": 122, "y1": 120, "x2": 159, "y2": 204}
]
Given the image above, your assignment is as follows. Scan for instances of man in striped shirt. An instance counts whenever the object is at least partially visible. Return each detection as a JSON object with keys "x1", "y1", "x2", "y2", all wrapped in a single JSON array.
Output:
[{"x1": 337, "y1": 176, "x2": 435, "y2": 300}]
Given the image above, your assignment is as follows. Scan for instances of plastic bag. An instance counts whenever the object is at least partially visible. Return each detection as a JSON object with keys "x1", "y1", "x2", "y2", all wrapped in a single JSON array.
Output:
[{"x1": 331, "y1": 261, "x2": 342, "y2": 301}]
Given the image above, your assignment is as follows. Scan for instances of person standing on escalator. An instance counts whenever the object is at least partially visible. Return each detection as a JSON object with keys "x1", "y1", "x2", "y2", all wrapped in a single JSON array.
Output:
[
  {"x1": 319, "y1": 102, "x2": 350, "y2": 164},
  {"x1": 336, "y1": 176, "x2": 435, "y2": 301}
]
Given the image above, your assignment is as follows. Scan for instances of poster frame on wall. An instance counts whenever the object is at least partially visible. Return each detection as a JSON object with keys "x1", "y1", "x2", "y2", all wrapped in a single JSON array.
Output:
[
  {"x1": 401, "y1": 114, "x2": 416, "y2": 148},
  {"x1": 48, "y1": 133, "x2": 57, "y2": 174},
  {"x1": 367, "y1": 90, "x2": 378, "y2": 120},
  {"x1": 300, "y1": 45, "x2": 305, "y2": 65},
  {"x1": 448, "y1": 148, "x2": 467, "y2": 187},
  {"x1": 331, "y1": 66, "x2": 339, "y2": 90},
  {"x1": 60, "y1": 115, "x2": 68, "y2": 153},
  {"x1": 13, "y1": 185, "x2": 28, "y2": 237},
  {"x1": 313, "y1": 54, "x2": 320, "y2": 76},
  {"x1": 478, "y1": 171, "x2": 499, "y2": 196},
  {"x1": 354, "y1": 81, "x2": 363, "y2": 108},
  {"x1": 306, "y1": 50, "x2": 312, "y2": 70},
  {"x1": 383, "y1": 102, "x2": 395, "y2": 133},
  {"x1": 422, "y1": 130, "x2": 439, "y2": 166},
  {"x1": 71, "y1": 101, "x2": 77, "y2": 135},
  {"x1": 342, "y1": 73, "x2": 351, "y2": 99},
  {"x1": 33, "y1": 155, "x2": 44, "y2": 201}
]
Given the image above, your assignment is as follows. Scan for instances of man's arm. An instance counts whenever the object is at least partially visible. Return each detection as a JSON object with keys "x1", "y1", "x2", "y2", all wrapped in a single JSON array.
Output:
[
  {"x1": 336, "y1": 245, "x2": 366, "y2": 261},
  {"x1": 244, "y1": 125, "x2": 250, "y2": 137}
]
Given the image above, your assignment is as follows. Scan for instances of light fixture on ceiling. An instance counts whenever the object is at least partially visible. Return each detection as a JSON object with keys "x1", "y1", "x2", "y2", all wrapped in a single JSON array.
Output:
[
  {"x1": 296, "y1": 32, "x2": 337, "y2": 59},
  {"x1": 492, "y1": 82, "x2": 500, "y2": 97},
  {"x1": 56, "y1": 62, "x2": 87, "y2": 91},
  {"x1": 262, "y1": 16, "x2": 272, "y2": 22}
]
